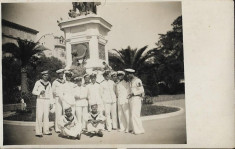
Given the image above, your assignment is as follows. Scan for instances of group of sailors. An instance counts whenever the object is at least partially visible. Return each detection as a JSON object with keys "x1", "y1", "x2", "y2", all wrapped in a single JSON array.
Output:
[{"x1": 32, "y1": 68, "x2": 145, "y2": 140}]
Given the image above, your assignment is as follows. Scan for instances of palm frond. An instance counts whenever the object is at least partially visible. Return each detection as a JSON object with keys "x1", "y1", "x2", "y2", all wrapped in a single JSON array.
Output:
[
  {"x1": 108, "y1": 53, "x2": 125, "y2": 65},
  {"x1": 132, "y1": 45, "x2": 148, "y2": 68},
  {"x1": 110, "y1": 49, "x2": 125, "y2": 62}
]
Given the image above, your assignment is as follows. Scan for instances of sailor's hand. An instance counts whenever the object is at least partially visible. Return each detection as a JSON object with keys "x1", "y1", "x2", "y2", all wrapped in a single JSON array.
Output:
[
  {"x1": 49, "y1": 104, "x2": 53, "y2": 110},
  {"x1": 67, "y1": 121, "x2": 72, "y2": 125},
  {"x1": 74, "y1": 95, "x2": 80, "y2": 100},
  {"x1": 127, "y1": 93, "x2": 133, "y2": 99},
  {"x1": 40, "y1": 90, "x2": 45, "y2": 95}
]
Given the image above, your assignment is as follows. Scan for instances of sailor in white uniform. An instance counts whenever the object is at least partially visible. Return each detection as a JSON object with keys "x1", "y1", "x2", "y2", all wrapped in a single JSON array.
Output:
[
  {"x1": 83, "y1": 73, "x2": 91, "y2": 86},
  {"x1": 74, "y1": 77, "x2": 88, "y2": 130},
  {"x1": 58, "y1": 106, "x2": 82, "y2": 140},
  {"x1": 87, "y1": 73, "x2": 104, "y2": 112},
  {"x1": 52, "y1": 69, "x2": 65, "y2": 133},
  {"x1": 100, "y1": 70, "x2": 118, "y2": 131},
  {"x1": 60, "y1": 70, "x2": 76, "y2": 115},
  {"x1": 116, "y1": 71, "x2": 131, "y2": 133},
  {"x1": 125, "y1": 69, "x2": 145, "y2": 135},
  {"x1": 85, "y1": 104, "x2": 106, "y2": 137},
  {"x1": 32, "y1": 70, "x2": 53, "y2": 137}
]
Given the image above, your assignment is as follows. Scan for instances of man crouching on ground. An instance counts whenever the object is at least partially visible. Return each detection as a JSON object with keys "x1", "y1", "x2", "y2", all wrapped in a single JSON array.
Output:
[
  {"x1": 86, "y1": 104, "x2": 106, "y2": 137},
  {"x1": 58, "y1": 106, "x2": 82, "y2": 140}
]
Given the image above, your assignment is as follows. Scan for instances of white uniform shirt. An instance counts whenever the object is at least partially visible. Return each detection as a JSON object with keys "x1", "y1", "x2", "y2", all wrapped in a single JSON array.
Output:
[
  {"x1": 87, "y1": 82, "x2": 103, "y2": 105},
  {"x1": 52, "y1": 79, "x2": 65, "y2": 98},
  {"x1": 116, "y1": 80, "x2": 130, "y2": 105},
  {"x1": 32, "y1": 79, "x2": 53, "y2": 101},
  {"x1": 74, "y1": 85, "x2": 88, "y2": 107},
  {"x1": 100, "y1": 80, "x2": 117, "y2": 104},
  {"x1": 85, "y1": 111, "x2": 106, "y2": 122},
  {"x1": 130, "y1": 77, "x2": 145, "y2": 100},
  {"x1": 58, "y1": 115, "x2": 78, "y2": 130},
  {"x1": 60, "y1": 81, "x2": 77, "y2": 106}
]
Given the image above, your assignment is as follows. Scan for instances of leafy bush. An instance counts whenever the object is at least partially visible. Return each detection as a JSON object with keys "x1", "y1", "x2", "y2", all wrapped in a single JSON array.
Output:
[
  {"x1": 2, "y1": 55, "x2": 63, "y2": 104},
  {"x1": 2, "y1": 57, "x2": 21, "y2": 104},
  {"x1": 27, "y1": 56, "x2": 63, "y2": 92}
]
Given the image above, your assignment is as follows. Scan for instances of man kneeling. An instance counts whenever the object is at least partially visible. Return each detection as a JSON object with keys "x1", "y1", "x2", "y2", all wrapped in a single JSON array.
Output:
[
  {"x1": 58, "y1": 107, "x2": 82, "y2": 140},
  {"x1": 86, "y1": 104, "x2": 106, "y2": 137}
]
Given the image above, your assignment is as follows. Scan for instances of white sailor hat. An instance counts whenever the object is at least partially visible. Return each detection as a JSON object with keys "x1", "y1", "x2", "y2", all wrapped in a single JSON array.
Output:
[
  {"x1": 124, "y1": 68, "x2": 135, "y2": 73},
  {"x1": 56, "y1": 69, "x2": 64, "y2": 74},
  {"x1": 64, "y1": 70, "x2": 74, "y2": 77},
  {"x1": 64, "y1": 106, "x2": 72, "y2": 112},
  {"x1": 83, "y1": 73, "x2": 90, "y2": 78},
  {"x1": 74, "y1": 77, "x2": 83, "y2": 81},
  {"x1": 90, "y1": 71, "x2": 97, "y2": 78},
  {"x1": 110, "y1": 71, "x2": 117, "y2": 76},
  {"x1": 117, "y1": 71, "x2": 125, "y2": 75},
  {"x1": 41, "y1": 70, "x2": 49, "y2": 75},
  {"x1": 90, "y1": 103, "x2": 98, "y2": 107},
  {"x1": 102, "y1": 70, "x2": 111, "y2": 76}
]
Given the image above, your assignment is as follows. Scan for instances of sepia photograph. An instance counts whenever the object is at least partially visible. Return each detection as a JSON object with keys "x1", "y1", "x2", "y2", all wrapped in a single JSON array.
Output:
[{"x1": 2, "y1": 1, "x2": 186, "y2": 145}]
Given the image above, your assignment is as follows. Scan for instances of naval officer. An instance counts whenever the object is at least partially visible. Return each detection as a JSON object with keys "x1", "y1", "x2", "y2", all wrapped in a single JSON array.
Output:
[
  {"x1": 87, "y1": 72, "x2": 104, "y2": 112},
  {"x1": 100, "y1": 70, "x2": 117, "y2": 131},
  {"x1": 60, "y1": 70, "x2": 76, "y2": 115},
  {"x1": 125, "y1": 68, "x2": 145, "y2": 135},
  {"x1": 74, "y1": 77, "x2": 89, "y2": 130},
  {"x1": 116, "y1": 71, "x2": 131, "y2": 133}
]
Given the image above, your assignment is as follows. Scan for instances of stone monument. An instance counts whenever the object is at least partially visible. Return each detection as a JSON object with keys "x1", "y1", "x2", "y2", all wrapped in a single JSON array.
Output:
[{"x1": 58, "y1": 2, "x2": 112, "y2": 74}]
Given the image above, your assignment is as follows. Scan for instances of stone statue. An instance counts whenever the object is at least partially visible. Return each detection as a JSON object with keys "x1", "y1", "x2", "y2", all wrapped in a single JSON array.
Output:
[
  {"x1": 69, "y1": 2, "x2": 101, "y2": 18},
  {"x1": 68, "y1": 9, "x2": 78, "y2": 18}
]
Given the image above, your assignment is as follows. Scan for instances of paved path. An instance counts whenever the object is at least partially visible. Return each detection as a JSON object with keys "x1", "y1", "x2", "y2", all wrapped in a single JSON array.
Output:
[{"x1": 3, "y1": 99, "x2": 186, "y2": 145}]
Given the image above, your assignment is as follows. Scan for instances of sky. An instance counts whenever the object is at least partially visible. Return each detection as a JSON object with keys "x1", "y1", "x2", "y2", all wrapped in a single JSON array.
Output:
[{"x1": 2, "y1": 2, "x2": 181, "y2": 51}]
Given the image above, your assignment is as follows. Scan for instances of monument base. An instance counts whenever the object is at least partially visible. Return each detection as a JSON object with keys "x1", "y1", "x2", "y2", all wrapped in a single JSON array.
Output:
[{"x1": 58, "y1": 14, "x2": 112, "y2": 75}]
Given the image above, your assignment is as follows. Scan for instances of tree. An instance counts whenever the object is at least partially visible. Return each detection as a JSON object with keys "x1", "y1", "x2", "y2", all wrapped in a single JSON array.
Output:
[
  {"x1": 2, "y1": 38, "x2": 47, "y2": 94},
  {"x1": 27, "y1": 56, "x2": 64, "y2": 92},
  {"x1": 109, "y1": 46, "x2": 160, "y2": 96},
  {"x1": 156, "y1": 16, "x2": 184, "y2": 94},
  {"x1": 108, "y1": 46, "x2": 158, "y2": 75},
  {"x1": 2, "y1": 56, "x2": 21, "y2": 104}
]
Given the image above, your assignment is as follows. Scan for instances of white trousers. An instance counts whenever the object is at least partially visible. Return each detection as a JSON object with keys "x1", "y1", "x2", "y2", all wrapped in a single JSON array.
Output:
[
  {"x1": 104, "y1": 102, "x2": 117, "y2": 131},
  {"x1": 61, "y1": 123, "x2": 82, "y2": 137},
  {"x1": 75, "y1": 106, "x2": 88, "y2": 129},
  {"x1": 118, "y1": 103, "x2": 130, "y2": 131},
  {"x1": 87, "y1": 123, "x2": 104, "y2": 132},
  {"x1": 35, "y1": 98, "x2": 50, "y2": 135},
  {"x1": 129, "y1": 98, "x2": 145, "y2": 134},
  {"x1": 55, "y1": 97, "x2": 63, "y2": 132}
]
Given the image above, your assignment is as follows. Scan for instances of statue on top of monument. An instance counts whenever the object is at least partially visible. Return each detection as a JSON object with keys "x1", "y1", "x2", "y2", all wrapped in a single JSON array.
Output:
[{"x1": 68, "y1": 2, "x2": 101, "y2": 18}]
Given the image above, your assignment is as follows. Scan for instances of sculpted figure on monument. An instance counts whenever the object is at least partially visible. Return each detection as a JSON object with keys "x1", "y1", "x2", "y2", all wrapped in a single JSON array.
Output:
[
  {"x1": 70, "y1": 57, "x2": 86, "y2": 78},
  {"x1": 70, "y1": 43, "x2": 88, "y2": 77},
  {"x1": 69, "y1": 2, "x2": 101, "y2": 18}
]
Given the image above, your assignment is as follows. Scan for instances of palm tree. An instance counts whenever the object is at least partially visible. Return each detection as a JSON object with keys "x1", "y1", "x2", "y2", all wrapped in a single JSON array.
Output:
[
  {"x1": 2, "y1": 38, "x2": 47, "y2": 93},
  {"x1": 109, "y1": 46, "x2": 163, "y2": 96},
  {"x1": 108, "y1": 46, "x2": 161, "y2": 75}
]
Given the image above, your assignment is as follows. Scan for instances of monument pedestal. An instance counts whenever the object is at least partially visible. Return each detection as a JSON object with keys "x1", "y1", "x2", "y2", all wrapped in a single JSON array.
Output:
[{"x1": 58, "y1": 14, "x2": 112, "y2": 73}]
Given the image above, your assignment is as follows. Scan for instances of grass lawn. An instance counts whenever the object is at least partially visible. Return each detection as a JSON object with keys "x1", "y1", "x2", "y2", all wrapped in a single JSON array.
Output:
[
  {"x1": 152, "y1": 94, "x2": 185, "y2": 102},
  {"x1": 4, "y1": 109, "x2": 55, "y2": 122},
  {"x1": 141, "y1": 104, "x2": 179, "y2": 116}
]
